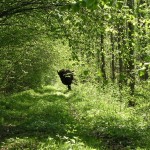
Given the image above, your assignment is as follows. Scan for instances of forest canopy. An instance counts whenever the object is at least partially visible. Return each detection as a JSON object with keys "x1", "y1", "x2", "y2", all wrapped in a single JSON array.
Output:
[{"x1": 0, "y1": 0, "x2": 150, "y2": 94}]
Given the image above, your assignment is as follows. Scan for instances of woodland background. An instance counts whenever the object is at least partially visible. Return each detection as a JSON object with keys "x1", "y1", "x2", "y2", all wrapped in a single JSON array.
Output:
[{"x1": 0, "y1": 0, "x2": 150, "y2": 149}]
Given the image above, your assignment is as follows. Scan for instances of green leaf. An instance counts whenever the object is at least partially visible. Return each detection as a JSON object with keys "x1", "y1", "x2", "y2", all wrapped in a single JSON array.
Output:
[
  {"x1": 72, "y1": 3, "x2": 80, "y2": 12},
  {"x1": 83, "y1": 70, "x2": 89, "y2": 75},
  {"x1": 139, "y1": 70, "x2": 145, "y2": 77},
  {"x1": 84, "y1": 0, "x2": 99, "y2": 9}
]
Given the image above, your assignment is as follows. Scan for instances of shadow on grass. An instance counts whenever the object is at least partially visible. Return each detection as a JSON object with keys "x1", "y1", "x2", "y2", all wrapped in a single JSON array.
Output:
[
  {"x1": 1, "y1": 86, "x2": 150, "y2": 150},
  {"x1": 0, "y1": 86, "x2": 78, "y2": 149},
  {"x1": 82, "y1": 115, "x2": 150, "y2": 150}
]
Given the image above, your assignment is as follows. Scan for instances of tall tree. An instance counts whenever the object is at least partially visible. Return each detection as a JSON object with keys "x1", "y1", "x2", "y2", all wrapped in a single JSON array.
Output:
[
  {"x1": 100, "y1": 33, "x2": 107, "y2": 84},
  {"x1": 127, "y1": 0, "x2": 135, "y2": 95},
  {"x1": 110, "y1": 32, "x2": 115, "y2": 82}
]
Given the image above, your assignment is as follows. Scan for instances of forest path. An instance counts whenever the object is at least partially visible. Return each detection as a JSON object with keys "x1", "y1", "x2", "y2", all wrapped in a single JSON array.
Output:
[{"x1": 0, "y1": 86, "x2": 87, "y2": 149}]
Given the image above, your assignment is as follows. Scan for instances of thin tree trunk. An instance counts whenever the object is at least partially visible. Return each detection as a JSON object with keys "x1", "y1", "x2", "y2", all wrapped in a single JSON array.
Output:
[
  {"x1": 137, "y1": 0, "x2": 148, "y2": 80},
  {"x1": 100, "y1": 34, "x2": 107, "y2": 84},
  {"x1": 127, "y1": 0, "x2": 135, "y2": 95},
  {"x1": 110, "y1": 33, "x2": 115, "y2": 82},
  {"x1": 117, "y1": 25, "x2": 123, "y2": 89}
]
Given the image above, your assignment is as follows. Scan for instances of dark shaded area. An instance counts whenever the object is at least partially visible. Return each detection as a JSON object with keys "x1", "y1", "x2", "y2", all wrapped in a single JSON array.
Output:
[{"x1": 87, "y1": 116, "x2": 150, "y2": 150}]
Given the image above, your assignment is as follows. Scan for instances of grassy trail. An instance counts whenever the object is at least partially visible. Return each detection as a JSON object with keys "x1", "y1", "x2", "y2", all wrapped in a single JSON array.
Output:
[
  {"x1": 0, "y1": 86, "x2": 100, "y2": 149},
  {"x1": 0, "y1": 85, "x2": 150, "y2": 150}
]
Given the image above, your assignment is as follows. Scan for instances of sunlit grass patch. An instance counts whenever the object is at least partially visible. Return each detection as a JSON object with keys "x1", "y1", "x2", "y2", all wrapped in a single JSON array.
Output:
[
  {"x1": 38, "y1": 136, "x2": 98, "y2": 150},
  {"x1": 1, "y1": 137, "x2": 39, "y2": 150}
]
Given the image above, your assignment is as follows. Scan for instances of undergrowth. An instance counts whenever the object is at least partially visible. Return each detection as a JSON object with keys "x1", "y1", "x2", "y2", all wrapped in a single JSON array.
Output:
[{"x1": 0, "y1": 82, "x2": 150, "y2": 150}]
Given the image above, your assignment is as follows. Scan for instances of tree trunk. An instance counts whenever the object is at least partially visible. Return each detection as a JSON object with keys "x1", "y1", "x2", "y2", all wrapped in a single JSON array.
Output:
[
  {"x1": 110, "y1": 33, "x2": 115, "y2": 82},
  {"x1": 137, "y1": 0, "x2": 148, "y2": 80},
  {"x1": 100, "y1": 34, "x2": 107, "y2": 84},
  {"x1": 127, "y1": 0, "x2": 135, "y2": 95},
  {"x1": 117, "y1": 24, "x2": 123, "y2": 89}
]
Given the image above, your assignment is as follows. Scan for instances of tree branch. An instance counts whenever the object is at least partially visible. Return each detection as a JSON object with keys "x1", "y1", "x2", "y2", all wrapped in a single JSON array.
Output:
[{"x1": 0, "y1": 1, "x2": 70, "y2": 20}]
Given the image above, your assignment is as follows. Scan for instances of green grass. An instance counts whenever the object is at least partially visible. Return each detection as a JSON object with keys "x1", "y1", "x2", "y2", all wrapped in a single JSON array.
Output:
[{"x1": 0, "y1": 83, "x2": 150, "y2": 150}]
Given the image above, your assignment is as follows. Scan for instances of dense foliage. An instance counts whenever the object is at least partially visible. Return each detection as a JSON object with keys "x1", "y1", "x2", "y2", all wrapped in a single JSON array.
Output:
[{"x1": 0, "y1": 0, "x2": 150, "y2": 149}]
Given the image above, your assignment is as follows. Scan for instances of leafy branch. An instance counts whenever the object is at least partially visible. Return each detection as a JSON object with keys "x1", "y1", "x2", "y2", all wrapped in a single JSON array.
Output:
[{"x1": 0, "y1": 1, "x2": 70, "y2": 21}]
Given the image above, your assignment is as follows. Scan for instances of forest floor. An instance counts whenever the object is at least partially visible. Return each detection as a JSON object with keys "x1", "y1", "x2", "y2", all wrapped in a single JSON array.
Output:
[{"x1": 0, "y1": 84, "x2": 150, "y2": 150}]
